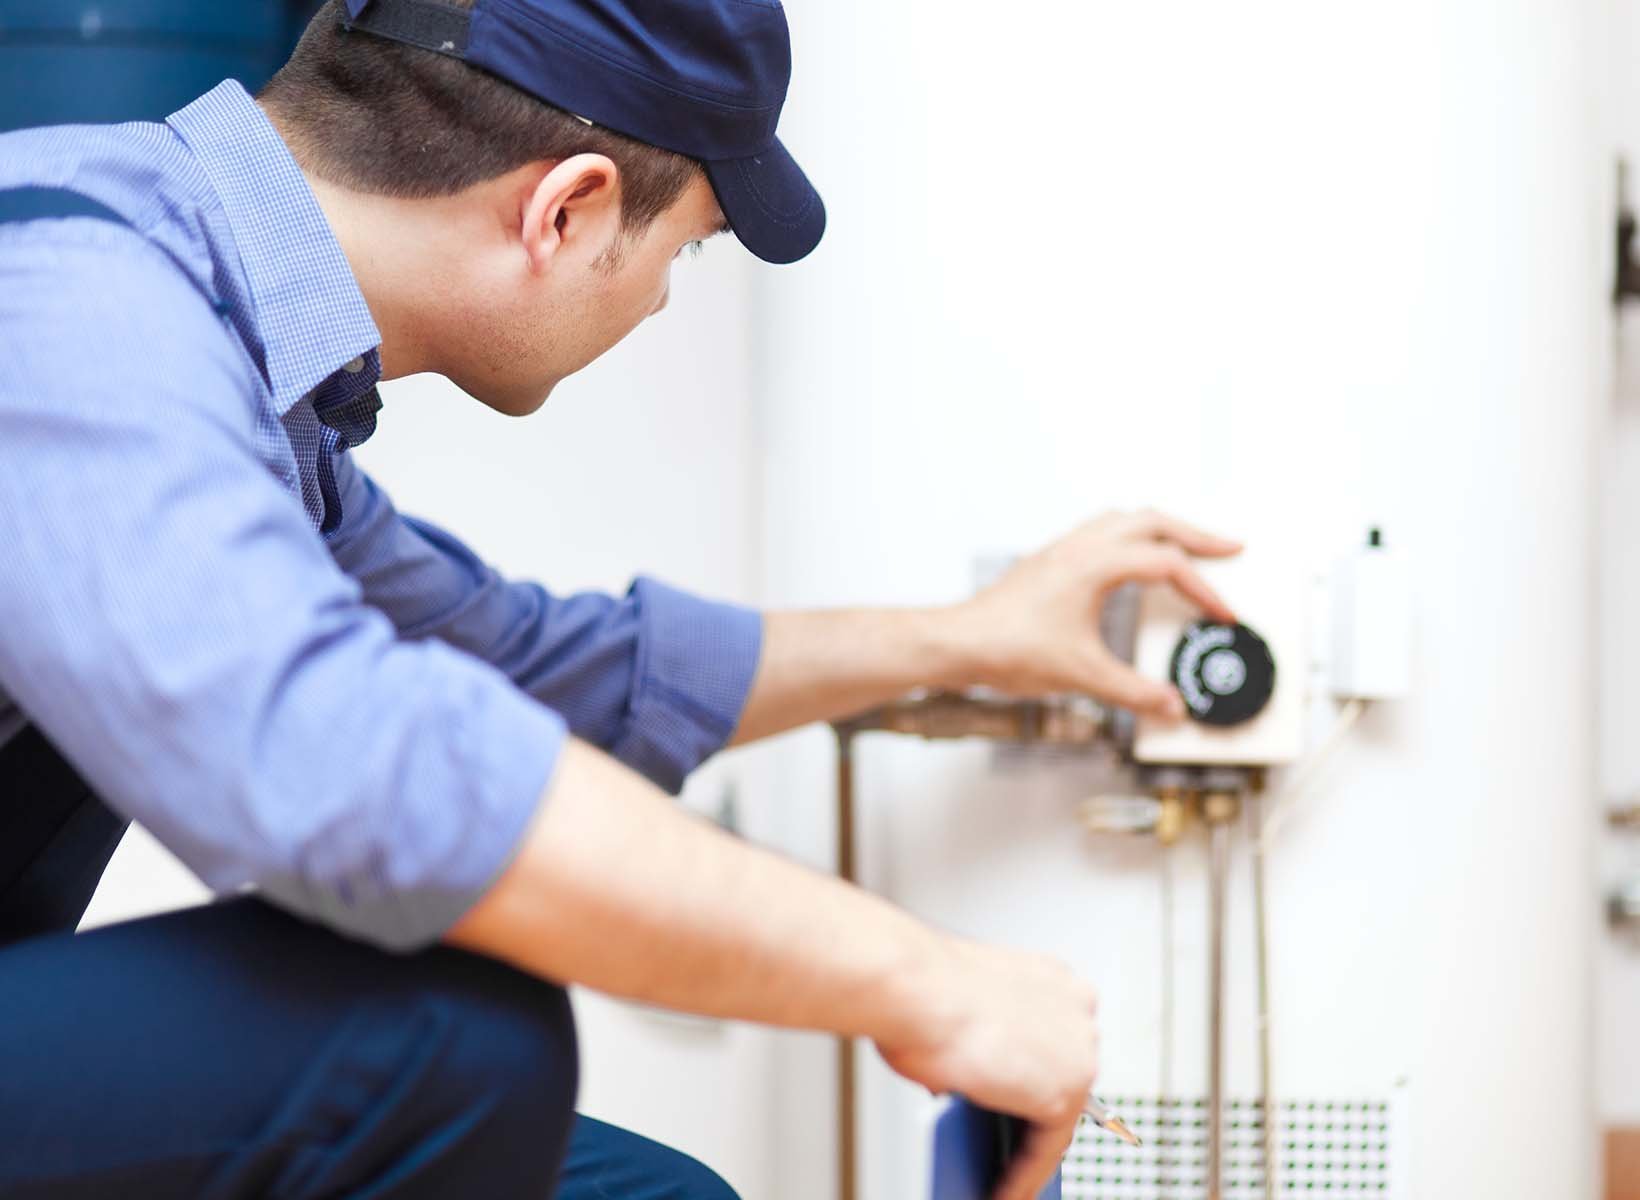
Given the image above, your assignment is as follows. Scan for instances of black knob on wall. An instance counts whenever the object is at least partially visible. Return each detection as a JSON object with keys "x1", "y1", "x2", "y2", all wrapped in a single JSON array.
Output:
[{"x1": 1168, "y1": 621, "x2": 1277, "y2": 727}]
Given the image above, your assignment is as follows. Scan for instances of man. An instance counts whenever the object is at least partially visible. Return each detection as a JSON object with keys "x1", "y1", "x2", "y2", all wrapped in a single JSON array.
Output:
[{"x1": 0, "y1": 1, "x2": 1239, "y2": 1197}]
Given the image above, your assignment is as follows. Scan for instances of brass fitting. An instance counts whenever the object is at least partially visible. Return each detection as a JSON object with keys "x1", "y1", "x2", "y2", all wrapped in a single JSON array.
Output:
[
  {"x1": 1200, "y1": 790, "x2": 1242, "y2": 826},
  {"x1": 1154, "y1": 787, "x2": 1191, "y2": 846}
]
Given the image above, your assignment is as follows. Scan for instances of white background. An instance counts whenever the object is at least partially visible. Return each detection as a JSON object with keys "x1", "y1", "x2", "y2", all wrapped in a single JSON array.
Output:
[
  {"x1": 1600, "y1": 0, "x2": 1640, "y2": 1138},
  {"x1": 755, "y1": 3, "x2": 1606, "y2": 1197}
]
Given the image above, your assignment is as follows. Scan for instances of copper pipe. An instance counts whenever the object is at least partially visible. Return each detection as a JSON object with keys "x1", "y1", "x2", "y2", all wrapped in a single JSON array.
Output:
[
  {"x1": 1207, "y1": 816, "x2": 1229, "y2": 1200},
  {"x1": 1200, "y1": 789, "x2": 1242, "y2": 1200},
  {"x1": 1158, "y1": 847, "x2": 1177, "y2": 1200},
  {"x1": 835, "y1": 730, "x2": 857, "y2": 1200},
  {"x1": 1250, "y1": 791, "x2": 1278, "y2": 1200},
  {"x1": 835, "y1": 690, "x2": 1111, "y2": 746}
]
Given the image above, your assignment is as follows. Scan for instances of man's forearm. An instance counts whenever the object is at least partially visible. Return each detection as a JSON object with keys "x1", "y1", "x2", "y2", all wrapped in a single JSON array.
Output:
[
  {"x1": 731, "y1": 608, "x2": 981, "y2": 745},
  {"x1": 445, "y1": 737, "x2": 943, "y2": 1044},
  {"x1": 730, "y1": 514, "x2": 1242, "y2": 744}
]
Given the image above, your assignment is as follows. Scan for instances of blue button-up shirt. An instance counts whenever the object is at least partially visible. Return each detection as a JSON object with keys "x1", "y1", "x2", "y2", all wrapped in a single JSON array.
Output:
[{"x1": 0, "y1": 81, "x2": 763, "y2": 950}]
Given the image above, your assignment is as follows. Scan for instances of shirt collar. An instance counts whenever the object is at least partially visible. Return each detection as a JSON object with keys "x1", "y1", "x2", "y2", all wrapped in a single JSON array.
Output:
[{"x1": 166, "y1": 81, "x2": 382, "y2": 416}]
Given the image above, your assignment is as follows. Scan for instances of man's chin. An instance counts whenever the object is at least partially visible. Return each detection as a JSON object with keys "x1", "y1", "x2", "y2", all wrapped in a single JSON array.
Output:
[{"x1": 468, "y1": 379, "x2": 556, "y2": 418}]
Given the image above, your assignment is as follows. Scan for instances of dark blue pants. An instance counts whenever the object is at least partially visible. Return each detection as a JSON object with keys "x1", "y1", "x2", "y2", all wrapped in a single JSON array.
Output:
[{"x1": 0, "y1": 726, "x2": 739, "y2": 1199}]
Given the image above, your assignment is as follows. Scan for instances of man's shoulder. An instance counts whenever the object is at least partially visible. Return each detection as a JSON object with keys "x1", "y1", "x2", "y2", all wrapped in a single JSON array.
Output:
[{"x1": 0, "y1": 117, "x2": 198, "y2": 211}]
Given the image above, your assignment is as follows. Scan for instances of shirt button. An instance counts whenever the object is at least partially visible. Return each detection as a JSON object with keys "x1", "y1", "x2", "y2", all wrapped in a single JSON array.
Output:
[{"x1": 341, "y1": 357, "x2": 366, "y2": 374}]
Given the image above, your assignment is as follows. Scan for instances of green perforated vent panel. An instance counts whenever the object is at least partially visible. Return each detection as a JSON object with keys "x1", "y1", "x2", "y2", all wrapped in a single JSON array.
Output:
[{"x1": 1062, "y1": 1093, "x2": 1406, "y2": 1199}]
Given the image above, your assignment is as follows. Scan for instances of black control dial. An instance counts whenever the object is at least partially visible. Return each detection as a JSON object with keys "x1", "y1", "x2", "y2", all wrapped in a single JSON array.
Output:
[{"x1": 1168, "y1": 621, "x2": 1276, "y2": 727}]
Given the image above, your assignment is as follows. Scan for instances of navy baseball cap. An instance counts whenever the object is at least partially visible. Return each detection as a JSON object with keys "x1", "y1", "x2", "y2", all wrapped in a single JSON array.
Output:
[{"x1": 339, "y1": 0, "x2": 825, "y2": 264}]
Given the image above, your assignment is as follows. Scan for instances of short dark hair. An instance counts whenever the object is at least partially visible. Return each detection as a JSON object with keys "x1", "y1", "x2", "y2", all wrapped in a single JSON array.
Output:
[{"x1": 259, "y1": 0, "x2": 699, "y2": 232}]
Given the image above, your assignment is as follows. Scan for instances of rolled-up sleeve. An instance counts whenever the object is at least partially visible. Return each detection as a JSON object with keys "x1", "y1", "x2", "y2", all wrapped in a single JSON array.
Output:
[
  {"x1": 326, "y1": 455, "x2": 763, "y2": 794},
  {"x1": 0, "y1": 225, "x2": 561, "y2": 951}
]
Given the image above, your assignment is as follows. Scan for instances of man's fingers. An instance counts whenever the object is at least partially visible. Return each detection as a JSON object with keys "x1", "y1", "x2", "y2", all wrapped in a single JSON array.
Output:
[
  {"x1": 1111, "y1": 545, "x2": 1236, "y2": 623},
  {"x1": 1124, "y1": 510, "x2": 1242, "y2": 558},
  {"x1": 1082, "y1": 646, "x2": 1185, "y2": 720},
  {"x1": 993, "y1": 1118, "x2": 1078, "y2": 1200}
]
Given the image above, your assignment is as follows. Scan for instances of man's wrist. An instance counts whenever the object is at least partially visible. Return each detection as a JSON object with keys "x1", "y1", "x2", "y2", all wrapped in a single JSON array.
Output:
[
  {"x1": 913, "y1": 602, "x2": 995, "y2": 692},
  {"x1": 861, "y1": 910, "x2": 964, "y2": 1051}
]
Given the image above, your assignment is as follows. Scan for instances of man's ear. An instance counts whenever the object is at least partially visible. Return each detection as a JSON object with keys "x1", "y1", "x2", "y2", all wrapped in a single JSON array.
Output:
[{"x1": 520, "y1": 153, "x2": 621, "y2": 274}]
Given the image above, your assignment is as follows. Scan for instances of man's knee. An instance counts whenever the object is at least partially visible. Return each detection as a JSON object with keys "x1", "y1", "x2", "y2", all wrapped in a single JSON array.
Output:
[
  {"x1": 561, "y1": 1115, "x2": 741, "y2": 1200},
  {"x1": 83, "y1": 902, "x2": 584, "y2": 1199},
  {"x1": 381, "y1": 954, "x2": 580, "y2": 1195},
  {"x1": 667, "y1": 1154, "x2": 741, "y2": 1200},
  {"x1": 428, "y1": 958, "x2": 579, "y2": 1133}
]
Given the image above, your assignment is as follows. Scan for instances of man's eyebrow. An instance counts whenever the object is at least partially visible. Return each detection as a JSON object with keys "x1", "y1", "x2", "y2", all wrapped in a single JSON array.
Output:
[{"x1": 712, "y1": 217, "x2": 731, "y2": 237}]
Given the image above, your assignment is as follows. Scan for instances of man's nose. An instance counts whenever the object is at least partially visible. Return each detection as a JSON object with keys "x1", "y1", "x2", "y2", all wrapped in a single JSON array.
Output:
[{"x1": 651, "y1": 284, "x2": 670, "y2": 317}]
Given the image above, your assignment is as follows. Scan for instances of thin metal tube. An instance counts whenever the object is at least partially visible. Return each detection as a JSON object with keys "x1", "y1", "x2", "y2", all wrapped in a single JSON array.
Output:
[
  {"x1": 1207, "y1": 817, "x2": 1230, "y2": 1200},
  {"x1": 1159, "y1": 849, "x2": 1176, "y2": 1199},
  {"x1": 1251, "y1": 792, "x2": 1278, "y2": 1200},
  {"x1": 834, "y1": 690, "x2": 1111, "y2": 745},
  {"x1": 835, "y1": 731, "x2": 857, "y2": 1200}
]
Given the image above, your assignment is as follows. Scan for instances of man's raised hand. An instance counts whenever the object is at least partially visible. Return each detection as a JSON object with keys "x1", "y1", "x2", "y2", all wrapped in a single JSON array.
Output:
[{"x1": 947, "y1": 510, "x2": 1241, "y2": 720}]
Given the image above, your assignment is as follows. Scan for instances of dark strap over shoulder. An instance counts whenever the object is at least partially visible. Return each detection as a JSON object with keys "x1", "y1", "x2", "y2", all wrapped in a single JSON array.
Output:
[
  {"x1": 0, "y1": 190, "x2": 141, "y2": 942},
  {"x1": 0, "y1": 726, "x2": 130, "y2": 945},
  {"x1": 0, "y1": 183, "x2": 231, "y2": 320},
  {"x1": 0, "y1": 186, "x2": 129, "y2": 228}
]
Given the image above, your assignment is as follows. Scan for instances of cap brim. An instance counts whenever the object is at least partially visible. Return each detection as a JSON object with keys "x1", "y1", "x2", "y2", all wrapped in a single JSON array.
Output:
[{"x1": 704, "y1": 139, "x2": 825, "y2": 265}]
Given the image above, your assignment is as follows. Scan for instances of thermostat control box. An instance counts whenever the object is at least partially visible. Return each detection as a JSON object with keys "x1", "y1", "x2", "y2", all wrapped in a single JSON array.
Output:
[{"x1": 1132, "y1": 554, "x2": 1309, "y2": 766}]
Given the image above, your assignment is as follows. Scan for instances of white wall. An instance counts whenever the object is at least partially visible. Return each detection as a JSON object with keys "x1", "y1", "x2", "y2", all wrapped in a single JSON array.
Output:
[
  {"x1": 1598, "y1": 0, "x2": 1640, "y2": 1131},
  {"x1": 1600, "y1": 338, "x2": 1640, "y2": 1120},
  {"x1": 759, "y1": 2, "x2": 1607, "y2": 1197}
]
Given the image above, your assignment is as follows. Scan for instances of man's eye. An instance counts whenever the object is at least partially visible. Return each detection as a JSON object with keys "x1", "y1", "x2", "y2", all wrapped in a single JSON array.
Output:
[{"x1": 681, "y1": 240, "x2": 704, "y2": 260}]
